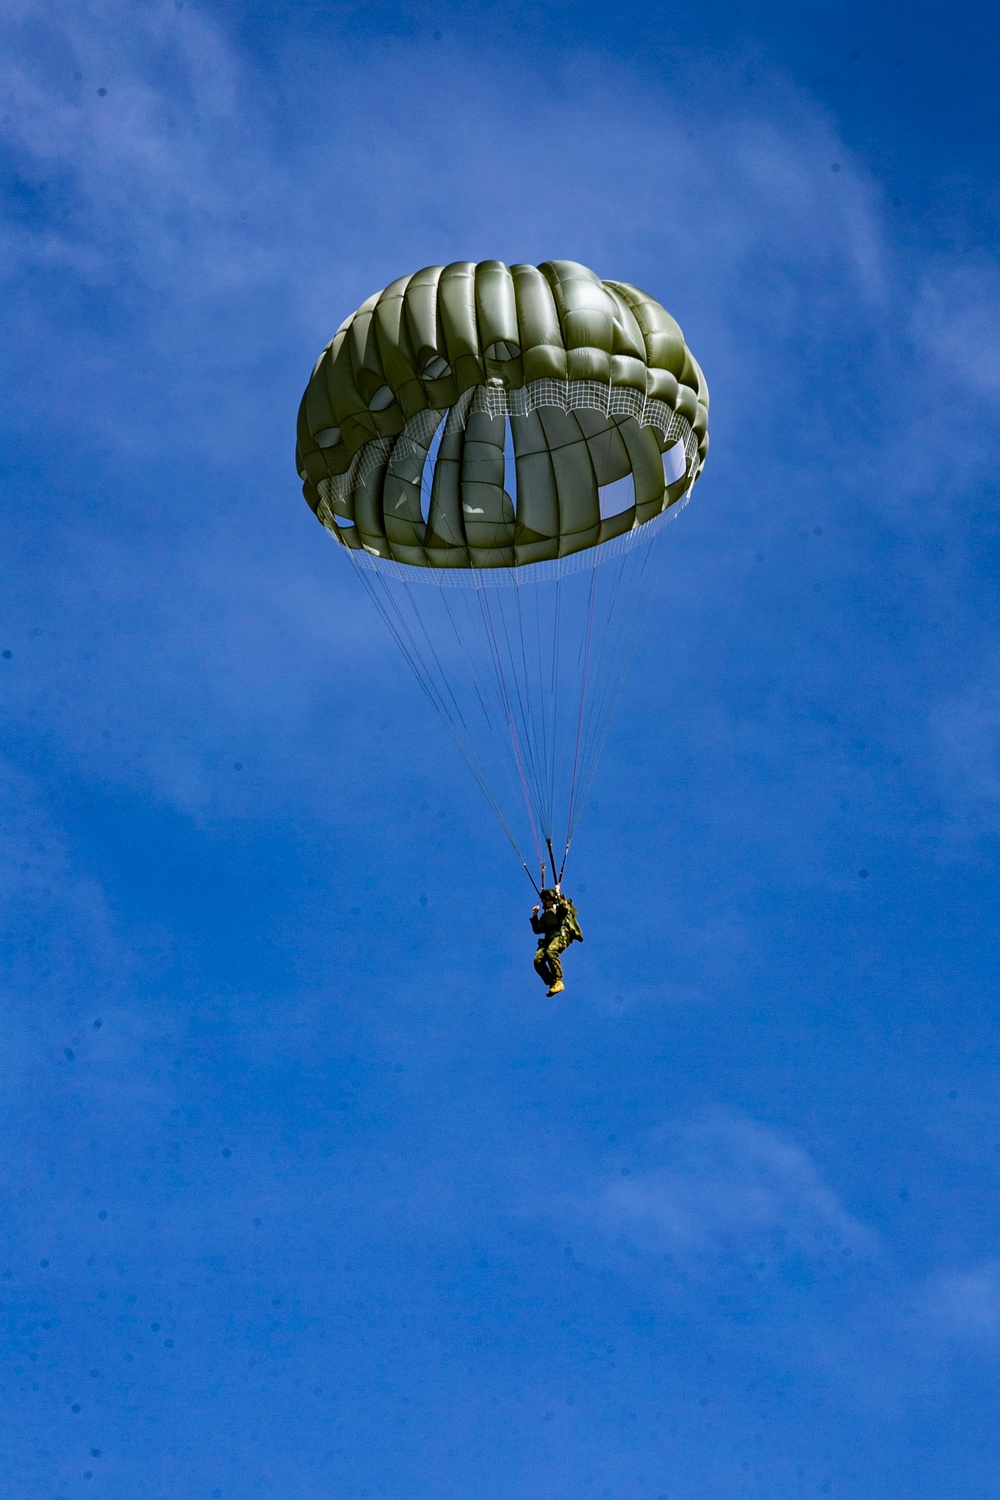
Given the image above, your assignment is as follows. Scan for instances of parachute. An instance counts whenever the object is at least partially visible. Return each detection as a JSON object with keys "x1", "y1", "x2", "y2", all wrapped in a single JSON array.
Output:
[{"x1": 296, "y1": 260, "x2": 709, "y2": 889}]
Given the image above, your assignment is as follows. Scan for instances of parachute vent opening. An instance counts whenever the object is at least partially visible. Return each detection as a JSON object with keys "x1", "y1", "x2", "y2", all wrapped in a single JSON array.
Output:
[
  {"x1": 486, "y1": 340, "x2": 521, "y2": 362},
  {"x1": 422, "y1": 355, "x2": 451, "y2": 380},
  {"x1": 599, "y1": 475, "x2": 634, "y2": 520},
  {"x1": 503, "y1": 417, "x2": 518, "y2": 510},
  {"x1": 369, "y1": 386, "x2": 395, "y2": 412},
  {"x1": 420, "y1": 414, "x2": 447, "y2": 525},
  {"x1": 663, "y1": 441, "x2": 687, "y2": 486}
]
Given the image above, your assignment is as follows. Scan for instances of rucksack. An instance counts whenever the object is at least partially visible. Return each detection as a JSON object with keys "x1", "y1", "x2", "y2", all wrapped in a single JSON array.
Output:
[{"x1": 556, "y1": 894, "x2": 584, "y2": 944}]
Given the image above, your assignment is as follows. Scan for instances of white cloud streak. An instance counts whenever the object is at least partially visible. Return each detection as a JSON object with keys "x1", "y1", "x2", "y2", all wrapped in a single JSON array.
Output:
[
  {"x1": 915, "y1": 258, "x2": 1000, "y2": 399},
  {"x1": 589, "y1": 1111, "x2": 872, "y2": 1270},
  {"x1": 922, "y1": 1259, "x2": 1000, "y2": 1343}
]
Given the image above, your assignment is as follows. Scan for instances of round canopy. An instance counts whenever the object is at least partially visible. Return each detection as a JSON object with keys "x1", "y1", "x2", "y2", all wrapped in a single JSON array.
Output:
[{"x1": 296, "y1": 259, "x2": 709, "y2": 572}]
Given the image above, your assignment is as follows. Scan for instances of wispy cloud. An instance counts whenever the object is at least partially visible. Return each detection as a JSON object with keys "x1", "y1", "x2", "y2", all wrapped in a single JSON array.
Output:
[
  {"x1": 0, "y1": 0, "x2": 245, "y2": 291},
  {"x1": 927, "y1": 653, "x2": 1000, "y2": 834},
  {"x1": 914, "y1": 257, "x2": 1000, "y2": 400},
  {"x1": 586, "y1": 1111, "x2": 873, "y2": 1273},
  {"x1": 1, "y1": 6, "x2": 888, "y2": 359},
  {"x1": 921, "y1": 1259, "x2": 1000, "y2": 1344},
  {"x1": 570, "y1": 1113, "x2": 1000, "y2": 1410},
  {"x1": 0, "y1": 755, "x2": 125, "y2": 1014}
]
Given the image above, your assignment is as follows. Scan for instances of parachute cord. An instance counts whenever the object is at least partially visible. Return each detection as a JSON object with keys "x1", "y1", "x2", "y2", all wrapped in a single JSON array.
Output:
[
  {"x1": 437, "y1": 586, "x2": 522, "y2": 781},
  {"x1": 562, "y1": 548, "x2": 602, "y2": 873},
  {"x1": 570, "y1": 379, "x2": 618, "y2": 803},
  {"x1": 513, "y1": 578, "x2": 551, "y2": 840},
  {"x1": 507, "y1": 587, "x2": 551, "y2": 838},
  {"x1": 566, "y1": 525, "x2": 672, "y2": 846},
  {"x1": 525, "y1": 580, "x2": 552, "y2": 838},
  {"x1": 342, "y1": 481, "x2": 679, "y2": 890},
  {"x1": 569, "y1": 545, "x2": 634, "y2": 828},
  {"x1": 475, "y1": 583, "x2": 546, "y2": 877},
  {"x1": 568, "y1": 554, "x2": 644, "y2": 843},
  {"x1": 435, "y1": 580, "x2": 551, "y2": 885},
  {"x1": 441, "y1": 581, "x2": 547, "y2": 865},
  {"x1": 420, "y1": 578, "x2": 541, "y2": 840},
  {"x1": 546, "y1": 837, "x2": 559, "y2": 892},
  {"x1": 374, "y1": 578, "x2": 533, "y2": 878},
  {"x1": 558, "y1": 381, "x2": 622, "y2": 872},
  {"x1": 550, "y1": 572, "x2": 563, "y2": 844},
  {"x1": 487, "y1": 592, "x2": 548, "y2": 861},
  {"x1": 350, "y1": 560, "x2": 536, "y2": 877}
]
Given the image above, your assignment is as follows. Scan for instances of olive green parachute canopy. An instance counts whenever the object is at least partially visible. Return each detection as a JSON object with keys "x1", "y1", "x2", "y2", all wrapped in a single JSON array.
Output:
[{"x1": 296, "y1": 260, "x2": 709, "y2": 571}]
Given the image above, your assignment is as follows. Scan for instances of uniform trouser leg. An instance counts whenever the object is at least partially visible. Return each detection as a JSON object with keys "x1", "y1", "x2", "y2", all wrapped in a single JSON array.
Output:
[
  {"x1": 535, "y1": 931, "x2": 571, "y2": 986},
  {"x1": 534, "y1": 943, "x2": 556, "y2": 985}
]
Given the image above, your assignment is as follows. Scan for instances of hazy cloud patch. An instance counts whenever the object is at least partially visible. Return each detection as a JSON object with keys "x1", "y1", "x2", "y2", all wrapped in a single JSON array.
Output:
[
  {"x1": 914, "y1": 257, "x2": 1000, "y2": 400},
  {"x1": 0, "y1": 756, "x2": 124, "y2": 1009},
  {"x1": 928, "y1": 655, "x2": 1000, "y2": 833},
  {"x1": 921, "y1": 1259, "x2": 1000, "y2": 1344},
  {"x1": 587, "y1": 1111, "x2": 872, "y2": 1275}
]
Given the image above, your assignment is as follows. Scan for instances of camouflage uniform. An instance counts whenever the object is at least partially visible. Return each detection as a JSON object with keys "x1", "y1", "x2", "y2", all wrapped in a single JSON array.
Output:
[{"x1": 531, "y1": 892, "x2": 583, "y2": 989}]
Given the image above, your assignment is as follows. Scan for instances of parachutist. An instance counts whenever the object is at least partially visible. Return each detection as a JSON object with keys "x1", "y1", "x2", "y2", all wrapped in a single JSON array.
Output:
[{"x1": 531, "y1": 888, "x2": 584, "y2": 996}]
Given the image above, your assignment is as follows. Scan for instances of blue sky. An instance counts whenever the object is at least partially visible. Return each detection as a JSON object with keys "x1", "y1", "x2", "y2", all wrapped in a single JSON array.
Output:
[{"x1": 2, "y1": 2, "x2": 1000, "y2": 1496}]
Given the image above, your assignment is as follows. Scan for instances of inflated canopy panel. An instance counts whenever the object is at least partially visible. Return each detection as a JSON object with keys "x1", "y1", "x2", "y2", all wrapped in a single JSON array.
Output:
[{"x1": 296, "y1": 260, "x2": 709, "y2": 570}]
